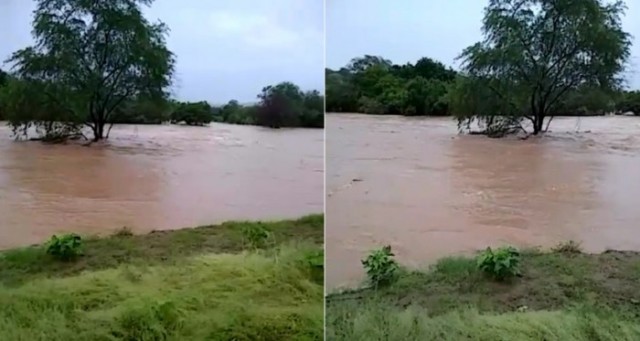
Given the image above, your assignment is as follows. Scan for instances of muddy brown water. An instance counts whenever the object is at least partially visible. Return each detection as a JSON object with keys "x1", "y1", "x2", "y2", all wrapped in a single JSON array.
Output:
[
  {"x1": 326, "y1": 113, "x2": 640, "y2": 290},
  {"x1": 0, "y1": 123, "x2": 323, "y2": 249}
]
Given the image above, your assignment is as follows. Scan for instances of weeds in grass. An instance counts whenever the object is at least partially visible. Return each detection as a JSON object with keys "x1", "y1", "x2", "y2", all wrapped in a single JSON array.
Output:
[
  {"x1": 45, "y1": 233, "x2": 83, "y2": 261},
  {"x1": 113, "y1": 226, "x2": 134, "y2": 237},
  {"x1": 362, "y1": 245, "x2": 399, "y2": 288},
  {"x1": 114, "y1": 300, "x2": 184, "y2": 340},
  {"x1": 552, "y1": 240, "x2": 582, "y2": 254},
  {"x1": 242, "y1": 224, "x2": 274, "y2": 249},
  {"x1": 476, "y1": 246, "x2": 520, "y2": 281}
]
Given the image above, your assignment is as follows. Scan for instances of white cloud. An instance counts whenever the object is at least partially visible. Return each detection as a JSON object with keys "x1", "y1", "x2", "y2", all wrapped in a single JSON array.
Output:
[{"x1": 207, "y1": 11, "x2": 300, "y2": 49}]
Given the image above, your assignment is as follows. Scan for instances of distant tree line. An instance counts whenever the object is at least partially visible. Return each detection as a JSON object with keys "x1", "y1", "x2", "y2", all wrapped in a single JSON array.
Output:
[
  {"x1": 326, "y1": 0, "x2": 639, "y2": 137},
  {"x1": 327, "y1": 55, "x2": 640, "y2": 119},
  {"x1": 108, "y1": 81, "x2": 324, "y2": 128}
]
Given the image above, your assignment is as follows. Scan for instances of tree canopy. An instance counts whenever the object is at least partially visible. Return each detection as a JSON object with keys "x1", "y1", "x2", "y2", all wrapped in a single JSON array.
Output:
[
  {"x1": 456, "y1": 0, "x2": 632, "y2": 135},
  {"x1": 325, "y1": 55, "x2": 458, "y2": 116},
  {"x1": 5, "y1": 0, "x2": 175, "y2": 141}
]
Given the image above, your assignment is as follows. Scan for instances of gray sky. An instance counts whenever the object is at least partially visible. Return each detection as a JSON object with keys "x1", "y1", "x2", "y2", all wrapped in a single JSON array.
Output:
[
  {"x1": 0, "y1": 0, "x2": 324, "y2": 104},
  {"x1": 327, "y1": 0, "x2": 640, "y2": 89}
]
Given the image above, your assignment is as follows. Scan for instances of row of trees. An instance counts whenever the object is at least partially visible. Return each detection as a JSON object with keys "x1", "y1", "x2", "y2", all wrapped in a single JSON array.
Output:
[
  {"x1": 105, "y1": 82, "x2": 324, "y2": 128},
  {"x1": 0, "y1": 0, "x2": 322, "y2": 143},
  {"x1": 327, "y1": 0, "x2": 639, "y2": 136}
]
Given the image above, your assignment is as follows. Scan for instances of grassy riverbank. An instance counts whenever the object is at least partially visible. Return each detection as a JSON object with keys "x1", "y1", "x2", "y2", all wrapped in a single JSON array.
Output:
[
  {"x1": 327, "y1": 245, "x2": 640, "y2": 340},
  {"x1": 0, "y1": 214, "x2": 323, "y2": 340}
]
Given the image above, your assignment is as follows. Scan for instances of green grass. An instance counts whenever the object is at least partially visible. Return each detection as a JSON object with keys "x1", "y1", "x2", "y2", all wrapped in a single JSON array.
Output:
[
  {"x1": 0, "y1": 214, "x2": 324, "y2": 340},
  {"x1": 327, "y1": 304, "x2": 640, "y2": 340},
  {"x1": 327, "y1": 245, "x2": 640, "y2": 340}
]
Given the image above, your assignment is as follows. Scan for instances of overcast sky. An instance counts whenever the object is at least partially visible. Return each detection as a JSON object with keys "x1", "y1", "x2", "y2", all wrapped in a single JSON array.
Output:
[
  {"x1": 0, "y1": 0, "x2": 324, "y2": 104},
  {"x1": 327, "y1": 0, "x2": 640, "y2": 89}
]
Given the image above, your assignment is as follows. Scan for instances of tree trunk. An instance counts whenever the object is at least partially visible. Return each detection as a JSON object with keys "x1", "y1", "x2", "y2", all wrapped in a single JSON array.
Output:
[
  {"x1": 92, "y1": 121, "x2": 105, "y2": 141},
  {"x1": 532, "y1": 112, "x2": 545, "y2": 135},
  {"x1": 91, "y1": 109, "x2": 106, "y2": 141}
]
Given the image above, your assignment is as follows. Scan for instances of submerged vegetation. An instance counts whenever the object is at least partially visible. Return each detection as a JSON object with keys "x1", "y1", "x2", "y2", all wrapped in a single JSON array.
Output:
[
  {"x1": 0, "y1": 0, "x2": 322, "y2": 144},
  {"x1": 327, "y1": 242, "x2": 640, "y2": 340},
  {"x1": 0, "y1": 214, "x2": 324, "y2": 339},
  {"x1": 326, "y1": 0, "x2": 639, "y2": 137}
]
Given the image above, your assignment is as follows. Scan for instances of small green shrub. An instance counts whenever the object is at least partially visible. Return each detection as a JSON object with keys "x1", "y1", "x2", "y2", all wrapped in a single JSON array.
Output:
[
  {"x1": 476, "y1": 246, "x2": 520, "y2": 281},
  {"x1": 45, "y1": 233, "x2": 83, "y2": 261},
  {"x1": 242, "y1": 224, "x2": 273, "y2": 249},
  {"x1": 362, "y1": 245, "x2": 399, "y2": 288},
  {"x1": 303, "y1": 249, "x2": 324, "y2": 284}
]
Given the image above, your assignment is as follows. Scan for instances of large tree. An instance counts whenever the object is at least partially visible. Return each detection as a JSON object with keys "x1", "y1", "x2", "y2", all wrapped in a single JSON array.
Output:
[
  {"x1": 6, "y1": 0, "x2": 175, "y2": 141},
  {"x1": 458, "y1": 0, "x2": 631, "y2": 135}
]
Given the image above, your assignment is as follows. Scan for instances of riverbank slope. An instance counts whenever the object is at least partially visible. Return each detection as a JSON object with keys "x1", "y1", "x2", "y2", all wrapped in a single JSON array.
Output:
[
  {"x1": 0, "y1": 214, "x2": 324, "y2": 340},
  {"x1": 327, "y1": 245, "x2": 640, "y2": 340}
]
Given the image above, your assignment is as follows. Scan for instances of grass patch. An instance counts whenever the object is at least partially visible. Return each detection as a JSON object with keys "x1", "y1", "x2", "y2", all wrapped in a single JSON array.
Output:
[
  {"x1": 0, "y1": 214, "x2": 323, "y2": 286},
  {"x1": 327, "y1": 303, "x2": 640, "y2": 340},
  {"x1": 327, "y1": 246, "x2": 640, "y2": 340},
  {"x1": 0, "y1": 244, "x2": 323, "y2": 340}
]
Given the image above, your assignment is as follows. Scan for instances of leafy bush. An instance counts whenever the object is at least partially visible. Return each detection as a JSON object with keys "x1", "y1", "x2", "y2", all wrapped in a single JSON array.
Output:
[
  {"x1": 303, "y1": 249, "x2": 324, "y2": 285},
  {"x1": 241, "y1": 225, "x2": 273, "y2": 249},
  {"x1": 361, "y1": 245, "x2": 399, "y2": 288},
  {"x1": 170, "y1": 101, "x2": 213, "y2": 126},
  {"x1": 45, "y1": 233, "x2": 83, "y2": 261},
  {"x1": 476, "y1": 246, "x2": 520, "y2": 281}
]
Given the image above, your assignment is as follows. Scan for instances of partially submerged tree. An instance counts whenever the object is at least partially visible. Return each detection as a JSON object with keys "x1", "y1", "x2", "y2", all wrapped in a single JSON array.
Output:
[
  {"x1": 6, "y1": 0, "x2": 175, "y2": 141},
  {"x1": 255, "y1": 82, "x2": 305, "y2": 128},
  {"x1": 458, "y1": 0, "x2": 631, "y2": 135}
]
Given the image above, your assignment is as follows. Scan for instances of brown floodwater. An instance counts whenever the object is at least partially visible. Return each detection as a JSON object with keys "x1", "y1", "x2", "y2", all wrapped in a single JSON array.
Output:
[
  {"x1": 326, "y1": 113, "x2": 640, "y2": 290},
  {"x1": 0, "y1": 123, "x2": 323, "y2": 249}
]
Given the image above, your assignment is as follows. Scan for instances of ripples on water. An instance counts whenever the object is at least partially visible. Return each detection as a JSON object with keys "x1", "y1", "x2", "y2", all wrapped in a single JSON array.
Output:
[
  {"x1": 0, "y1": 123, "x2": 323, "y2": 249},
  {"x1": 326, "y1": 113, "x2": 640, "y2": 290}
]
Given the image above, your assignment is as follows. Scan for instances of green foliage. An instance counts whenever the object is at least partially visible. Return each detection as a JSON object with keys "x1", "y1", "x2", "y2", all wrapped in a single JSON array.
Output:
[
  {"x1": 476, "y1": 246, "x2": 521, "y2": 281},
  {"x1": 303, "y1": 249, "x2": 324, "y2": 285},
  {"x1": 361, "y1": 245, "x2": 399, "y2": 288},
  {"x1": 241, "y1": 224, "x2": 274, "y2": 249},
  {"x1": 615, "y1": 90, "x2": 640, "y2": 115},
  {"x1": 170, "y1": 101, "x2": 213, "y2": 126},
  {"x1": 458, "y1": 0, "x2": 631, "y2": 135},
  {"x1": 326, "y1": 55, "x2": 457, "y2": 115},
  {"x1": 255, "y1": 82, "x2": 324, "y2": 128},
  {"x1": 45, "y1": 233, "x2": 83, "y2": 261},
  {"x1": 6, "y1": 0, "x2": 175, "y2": 141}
]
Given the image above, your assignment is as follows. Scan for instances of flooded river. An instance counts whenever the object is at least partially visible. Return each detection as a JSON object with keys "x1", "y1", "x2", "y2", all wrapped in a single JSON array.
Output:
[
  {"x1": 0, "y1": 123, "x2": 323, "y2": 249},
  {"x1": 326, "y1": 113, "x2": 640, "y2": 290}
]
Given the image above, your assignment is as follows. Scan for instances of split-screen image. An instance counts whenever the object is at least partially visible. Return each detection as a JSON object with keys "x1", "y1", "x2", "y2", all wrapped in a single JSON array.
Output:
[{"x1": 1, "y1": 0, "x2": 640, "y2": 340}]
